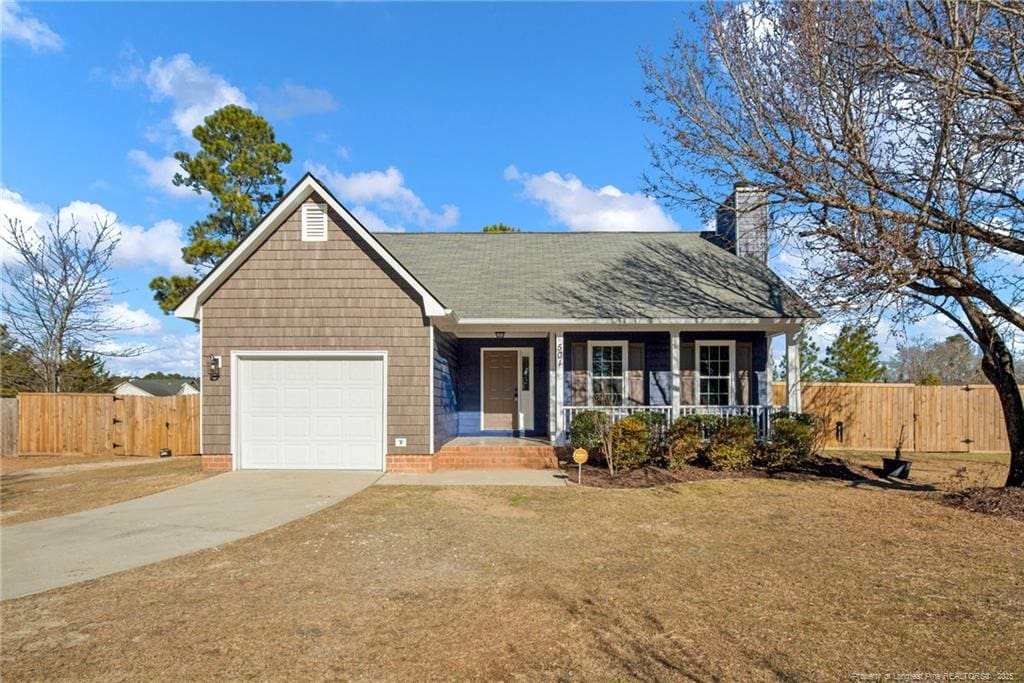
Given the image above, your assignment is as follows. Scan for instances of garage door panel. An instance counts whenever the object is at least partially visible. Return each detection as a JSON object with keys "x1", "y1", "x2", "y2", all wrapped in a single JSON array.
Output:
[
  {"x1": 342, "y1": 388, "x2": 378, "y2": 411},
  {"x1": 244, "y1": 416, "x2": 277, "y2": 441},
  {"x1": 248, "y1": 361, "x2": 278, "y2": 382},
  {"x1": 282, "y1": 387, "x2": 310, "y2": 408},
  {"x1": 249, "y1": 387, "x2": 279, "y2": 411},
  {"x1": 315, "y1": 388, "x2": 344, "y2": 411},
  {"x1": 345, "y1": 360, "x2": 380, "y2": 382},
  {"x1": 280, "y1": 362, "x2": 311, "y2": 382},
  {"x1": 238, "y1": 356, "x2": 384, "y2": 471},
  {"x1": 314, "y1": 416, "x2": 343, "y2": 438}
]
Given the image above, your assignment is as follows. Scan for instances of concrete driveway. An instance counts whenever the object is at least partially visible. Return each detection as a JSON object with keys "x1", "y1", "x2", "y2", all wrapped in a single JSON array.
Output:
[{"x1": 1, "y1": 470, "x2": 380, "y2": 600}]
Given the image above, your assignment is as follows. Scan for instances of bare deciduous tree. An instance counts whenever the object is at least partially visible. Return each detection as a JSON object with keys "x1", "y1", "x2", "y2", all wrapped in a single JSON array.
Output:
[
  {"x1": 2, "y1": 215, "x2": 139, "y2": 392},
  {"x1": 642, "y1": 0, "x2": 1024, "y2": 486}
]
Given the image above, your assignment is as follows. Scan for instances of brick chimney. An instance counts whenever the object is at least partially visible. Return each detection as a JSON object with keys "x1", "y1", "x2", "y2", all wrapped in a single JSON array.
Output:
[{"x1": 715, "y1": 183, "x2": 768, "y2": 263}]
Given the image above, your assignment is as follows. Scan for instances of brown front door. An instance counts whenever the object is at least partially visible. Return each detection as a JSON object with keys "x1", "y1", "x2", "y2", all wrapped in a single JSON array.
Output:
[{"x1": 482, "y1": 350, "x2": 518, "y2": 430}]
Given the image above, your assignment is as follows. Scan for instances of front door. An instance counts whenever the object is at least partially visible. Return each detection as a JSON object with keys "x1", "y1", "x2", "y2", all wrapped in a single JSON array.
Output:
[{"x1": 482, "y1": 350, "x2": 518, "y2": 430}]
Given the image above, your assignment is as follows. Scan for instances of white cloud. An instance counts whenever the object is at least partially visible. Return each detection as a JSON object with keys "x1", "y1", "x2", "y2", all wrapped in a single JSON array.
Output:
[
  {"x1": 255, "y1": 82, "x2": 339, "y2": 120},
  {"x1": 504, "y1": 165, "x2": 680, "y2": 232},
  {"x1": 104, "y1": 302, "x2": 163, "y2": 336},
  {"x1": 126, "y1": 150, "x2": 197, "y2": 199},
  {"x1": 144, "y1": 53, "x2": 251, "y2": 137},
  {"x1": 0, "y1": 187, "x2": 46, "y2": 232},
  {"x1": 103, "y1": 332, "x2": 201, "y2": 377},
  {"x1": 113, "y1": 218, "x2": 188, "y2": 274},
  {"x1": 309, "y1": 163, "x2": 459, "y2": 229},
  {"x1": 352, "y1": 205, "x2": 403, "y2": 233},
  {"x1": 1, "y1": 1, "x2": 62, "y2": 52},
  {"x1": 0, "y1": 188, "x2": 189, "y2": 275}
]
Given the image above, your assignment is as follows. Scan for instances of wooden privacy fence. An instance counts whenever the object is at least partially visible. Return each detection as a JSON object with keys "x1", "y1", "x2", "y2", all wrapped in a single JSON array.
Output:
[
  {"x1": 16, "y1": 393, "x2": 200, "y2": 457},
  {"x1": 771, "y1": 382, "x2": 1020, "y2": 453},
  {"x1": 1, "y1": 398, "x2": 17, "y2": 456}
]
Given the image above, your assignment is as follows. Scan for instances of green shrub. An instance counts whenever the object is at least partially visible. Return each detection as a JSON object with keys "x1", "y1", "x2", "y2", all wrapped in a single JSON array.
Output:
[
  {"x1": 687, "y1": 413, "x2": 724, "y2": 439},
  {"x1": 608, "y1": 416, "x2": 651, "y2": 471},
  {"x1": 705, "y1": 418, "x2": 757, "y2": 470},
  {"x1": 761, "y1": 413, "x2": 821, "y2": 469},
  {"x1": 631, "y1": 410, "x2": 669, "y2": 460},
  {"x1": 569, "y1": 410, "x2": 610, "y2": 452},
  {"x1": 665, "y1": 415, "x2": 704, "y2": 469}
]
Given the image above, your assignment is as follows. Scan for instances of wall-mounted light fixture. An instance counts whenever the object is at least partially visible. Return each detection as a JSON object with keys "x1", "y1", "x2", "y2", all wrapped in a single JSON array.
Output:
[
  {"x1": 208, "y1": 354, "x2": 222, "y2": 381},
  {"x1": 495, "y1": 331, "x2": 506, "y2": 339}
]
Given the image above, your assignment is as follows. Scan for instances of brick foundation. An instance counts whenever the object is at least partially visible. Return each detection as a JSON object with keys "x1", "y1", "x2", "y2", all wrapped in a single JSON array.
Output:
[
  {"x1": 386, "y1": 454, "x2": 436, "y2": 473},
  {"x1": 202, "y1": 454, "x2": 233, "y2": 472},
  {"x1": 386, "y1": 444, "x2": 560, "y2": 472}
]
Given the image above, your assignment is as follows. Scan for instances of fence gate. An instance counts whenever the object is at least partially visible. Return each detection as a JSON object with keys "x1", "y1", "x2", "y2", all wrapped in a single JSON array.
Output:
[
  {"x1": 17, "y1": 393, "x2": 199, "y2": 457},
  {"x1": 913, "y1": 386, "x2": 970, "y2": 452}
]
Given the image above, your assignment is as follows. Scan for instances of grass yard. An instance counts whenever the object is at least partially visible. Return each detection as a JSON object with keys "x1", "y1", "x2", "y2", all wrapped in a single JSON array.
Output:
[
  {"x1": 840, "y1": 449, "x2": 1010, "y2": 489},
  {"x1": 0, "y1": 456, "x2": 207, "y2": 525},
  {"x1": 2, "y1": 468, "x2": 1021, "y2": 680}
]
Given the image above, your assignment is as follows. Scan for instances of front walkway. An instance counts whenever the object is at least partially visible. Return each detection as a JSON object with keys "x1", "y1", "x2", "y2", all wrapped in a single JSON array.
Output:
[
  {"x1": 377, "y1": 469, "x2": 567, "y2": 486},
  {"x1": 0, "y1": 470, "x2": 380, "y2": 600}
]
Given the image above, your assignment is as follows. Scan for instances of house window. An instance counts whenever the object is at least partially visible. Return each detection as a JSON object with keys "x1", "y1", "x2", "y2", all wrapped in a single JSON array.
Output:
[
  {"x1": 521, "y1": 355, "x2": 530, "y2": 391},
  {"x1": 588, "y1": 341, "x2": 627, "y2": 406},
  {"x1": 696, "y1": 341, "x2": 735, "y2": 406}
]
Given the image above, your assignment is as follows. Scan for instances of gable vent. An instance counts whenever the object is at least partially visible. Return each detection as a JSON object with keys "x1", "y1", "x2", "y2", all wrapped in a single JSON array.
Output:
[{"x1": 301, "y1": 204, "x2": 328, "y2": 241}]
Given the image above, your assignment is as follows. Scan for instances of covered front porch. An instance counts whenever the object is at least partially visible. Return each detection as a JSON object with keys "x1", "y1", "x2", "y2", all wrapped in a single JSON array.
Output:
[{"x1": 431, "y1": 325, "x2": 804, "y2": 451}]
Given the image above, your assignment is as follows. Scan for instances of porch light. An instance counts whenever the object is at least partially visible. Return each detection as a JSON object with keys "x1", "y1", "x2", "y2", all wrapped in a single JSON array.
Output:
[
  {"x1": 208, "y1": 354, "x2": 221, "y2": 381},
  {"x1": 495, "y1": 331, "x2": 506, "y2": 339}
]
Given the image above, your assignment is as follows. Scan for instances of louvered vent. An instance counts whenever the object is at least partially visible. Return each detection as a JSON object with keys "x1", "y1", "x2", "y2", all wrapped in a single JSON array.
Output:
[{"x1": 301, "y1": 204, "x2": 328, "y2": 241}]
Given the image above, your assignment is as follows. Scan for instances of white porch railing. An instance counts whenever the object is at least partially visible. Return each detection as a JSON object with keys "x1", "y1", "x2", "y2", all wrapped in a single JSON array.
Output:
[{"x1": 562, "y1": 405, "x2": 784, "y2": 440}]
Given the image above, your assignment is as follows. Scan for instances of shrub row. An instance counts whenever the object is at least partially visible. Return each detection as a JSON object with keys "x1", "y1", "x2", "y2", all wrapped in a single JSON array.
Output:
[{"x1": 569, "y1": 410, "x2": 822, "y2": 474}]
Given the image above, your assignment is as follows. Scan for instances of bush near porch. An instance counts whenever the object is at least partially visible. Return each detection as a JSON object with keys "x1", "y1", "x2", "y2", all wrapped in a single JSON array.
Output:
[{"x1": 569, "y1": 410, "x2": 822, "y2": 474}]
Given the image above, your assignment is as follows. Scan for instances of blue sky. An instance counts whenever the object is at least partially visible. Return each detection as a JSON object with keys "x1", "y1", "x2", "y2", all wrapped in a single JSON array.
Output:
[{"x1": 1, "y1": 1, "x2": 973, "y2": 376}]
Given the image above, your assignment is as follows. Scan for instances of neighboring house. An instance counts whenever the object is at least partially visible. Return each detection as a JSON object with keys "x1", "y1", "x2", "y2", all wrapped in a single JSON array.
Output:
[
  {"x1": 174, "y1": 174, "x2": 818, "y2": 473},
  {"x1": 113, "y1": 378, "x2": 200, "y2": 397}
]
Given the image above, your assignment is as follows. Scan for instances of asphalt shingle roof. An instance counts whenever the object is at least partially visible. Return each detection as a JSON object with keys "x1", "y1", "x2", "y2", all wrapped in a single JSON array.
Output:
[
  {"x1": 375, "y1": 232, "x2": 817, "y2": 320},
  {"x1": 126, "y1": 379, "x2": 198, "y2": 396}
]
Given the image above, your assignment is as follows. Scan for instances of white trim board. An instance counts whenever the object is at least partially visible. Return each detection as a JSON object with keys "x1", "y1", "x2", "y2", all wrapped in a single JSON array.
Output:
[
  {"x1": 229, "y1": 350, "x2": 389, "y2": 472},
  {"x1": 174, "y1": 174, "x2": 446, "y2": 321},
  {"x1": 694, "y1": 340, "x2": 736, "y2": 406},
  {"x1": 586, "y1": 340, "x2": 629, "y2": 407}
]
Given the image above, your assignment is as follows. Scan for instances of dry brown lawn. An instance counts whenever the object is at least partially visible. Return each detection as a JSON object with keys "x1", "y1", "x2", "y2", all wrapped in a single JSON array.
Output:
[
  {"x1": 841, "y1": 449, "x2": 1010, "y2": 488},
  {"x1": 1, "y1": 456, "x2": 207, "y2": 525},
  {"x1": 2, "y1": 473, "x2": 1021, "y2": 680}
]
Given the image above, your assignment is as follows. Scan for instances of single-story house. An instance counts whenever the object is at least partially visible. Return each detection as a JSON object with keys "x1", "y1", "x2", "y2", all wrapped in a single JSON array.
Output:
[
  {"x1": 113, "y1": 378, "x2": 200, "y2": 397},
  {"x1": 174, "y1": 173, "x2": 818, "y2": 473}
]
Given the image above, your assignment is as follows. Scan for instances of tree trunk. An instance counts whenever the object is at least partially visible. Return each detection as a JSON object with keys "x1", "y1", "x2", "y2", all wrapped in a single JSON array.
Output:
[{"x1": 960, "y1": 298, "x2": 1024, "y2": 487}]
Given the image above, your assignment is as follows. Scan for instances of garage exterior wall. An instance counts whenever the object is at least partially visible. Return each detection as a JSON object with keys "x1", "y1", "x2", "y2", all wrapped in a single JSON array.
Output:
[{"x1": 200, "y1": 192, "x2": 431, "y2": 460}]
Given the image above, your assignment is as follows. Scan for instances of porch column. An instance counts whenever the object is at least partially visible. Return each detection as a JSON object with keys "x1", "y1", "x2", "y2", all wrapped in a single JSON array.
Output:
[
  {"x1": 670, "y1": 329, "x2": 681, "y2": 419},
  {"x1": 785, "y1": 327, "x2": 802, "y2": 412},
  {"x1": 548, "y1": 332, "x2": 557, "y2": 444},
  {"x1": 554, "y1": 330, "x2": 565, "y2": 444}
]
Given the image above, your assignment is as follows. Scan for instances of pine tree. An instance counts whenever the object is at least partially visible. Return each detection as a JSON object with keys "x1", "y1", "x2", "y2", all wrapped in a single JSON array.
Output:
[
  {"x1": 800, "y1": 334, "x2": 824, "y2": 381},
  {"x1": 822, "y1": 325, "x2": 886, "y2": 383},
  {"x1": 150, "y1": 105, "x2": 292, "y2": 313}
]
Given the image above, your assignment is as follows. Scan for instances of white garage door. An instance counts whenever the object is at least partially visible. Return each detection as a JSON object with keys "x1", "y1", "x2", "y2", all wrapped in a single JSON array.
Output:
[{"x1": 237, "y1": 355, "x2": 385, "y2": 470}]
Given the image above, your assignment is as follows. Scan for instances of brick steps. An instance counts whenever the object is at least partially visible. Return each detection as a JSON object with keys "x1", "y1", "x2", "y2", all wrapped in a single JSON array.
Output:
[
  {"x1": 434, "y1": 446, "x2": 558, "y2": 471},
  {"x1": 387, "y1": 445, "x2": 559, "y2": 472}
]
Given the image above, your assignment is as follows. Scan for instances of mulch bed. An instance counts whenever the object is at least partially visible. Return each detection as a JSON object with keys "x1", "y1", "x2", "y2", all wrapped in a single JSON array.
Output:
[
  {"x1": 563, "y1": 462, "x2": 751, "y2": 488},
  {"x1": 940, "y1": 486, "x2": 1024, "y2": 522},
  {"x1": 562, "y1": 456, "x2": 891, "y2": 490}
]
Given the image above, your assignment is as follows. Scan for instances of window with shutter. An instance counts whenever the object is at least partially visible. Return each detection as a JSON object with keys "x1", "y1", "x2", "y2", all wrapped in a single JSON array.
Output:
[{"x1": 301, "y1": 204, "x2": 328, "y2": 241}]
